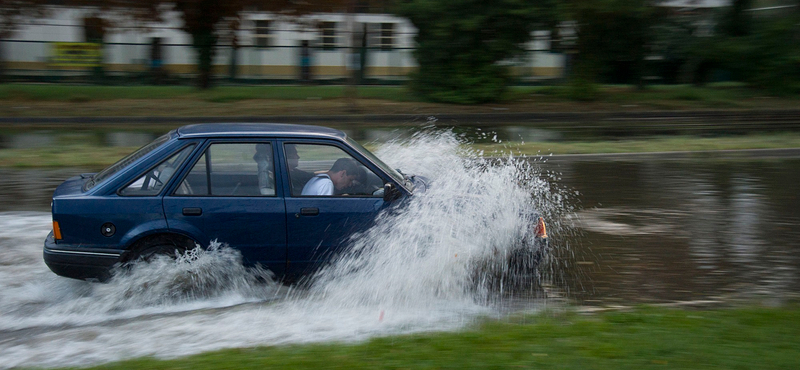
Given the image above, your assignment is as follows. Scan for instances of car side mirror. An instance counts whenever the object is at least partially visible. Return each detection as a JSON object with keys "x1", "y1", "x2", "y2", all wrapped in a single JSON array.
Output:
[{"x1": 383, "y1": 183, "x2": 401, "y2": 202}]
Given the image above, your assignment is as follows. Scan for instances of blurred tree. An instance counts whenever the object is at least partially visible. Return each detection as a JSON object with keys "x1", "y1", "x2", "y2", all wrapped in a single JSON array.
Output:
[
  {"x1": 649, "y1": 6, "x2": 722, "y2": 85},
  {"x1": 0, "y1": 0, "x2": 48, "y2": 81},
  {"x1": 569, "y1": 0, "x2": 659, "y2": 90},
  {"x1": 671, "y1": 0, "x2": 800, "y2": 93},
  {"x1": 721, "y1": 0, "x2": 753, "y2": 37},
  {"x1": 650, "y1": 11, "x2": 696, "y2": 84},
  {"x1": 396, "y1": 0, "x2": 558, "y2": 104},
  {"x1": 83, "y1": 13, "x2": 108, "y2": 83},
  {"x1": 717, "y1": 14, "x2": 800, "y2": 94}
]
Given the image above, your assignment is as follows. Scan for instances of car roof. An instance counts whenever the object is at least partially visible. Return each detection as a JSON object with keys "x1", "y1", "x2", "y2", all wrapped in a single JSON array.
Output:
[{"x1": 176, "y1": 123, "x2": 347, "y2": 140}]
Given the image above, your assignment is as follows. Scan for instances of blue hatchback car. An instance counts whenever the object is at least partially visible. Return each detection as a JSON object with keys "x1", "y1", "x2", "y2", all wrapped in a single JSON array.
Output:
[{"x1": 44, "y1": 123, "x2": 424, "y2": 281}]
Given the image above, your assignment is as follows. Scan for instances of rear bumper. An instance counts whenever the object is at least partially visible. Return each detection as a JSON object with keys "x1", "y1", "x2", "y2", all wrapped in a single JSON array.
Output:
[{"x1": 43, "y1": 232, "x2": 124, "y2": 281}]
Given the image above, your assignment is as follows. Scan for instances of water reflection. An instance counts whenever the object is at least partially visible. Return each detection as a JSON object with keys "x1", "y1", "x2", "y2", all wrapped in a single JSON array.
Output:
[
  {"x1": 0, "y1": 168, "x2": 92, "y2": 212},
  {"x1": 0, "y1": 130, "x2": 160, "y2": 149},
  {"x1": 548, "y1": 159, "x2": 800, "y2": 305}
]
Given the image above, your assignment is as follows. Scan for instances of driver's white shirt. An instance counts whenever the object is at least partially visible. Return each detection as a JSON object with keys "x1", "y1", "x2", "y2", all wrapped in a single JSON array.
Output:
[{"x1": 301, "y1": 174, "x2": 333, "y2": 196}]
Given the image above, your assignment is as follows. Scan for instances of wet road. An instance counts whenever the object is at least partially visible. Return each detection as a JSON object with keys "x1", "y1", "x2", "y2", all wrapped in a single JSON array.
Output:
[
  {"x1": 1, "y1": 149, "x2": 799, "y2": 368},
  {"x1": 4, "y1": 156, "x2": 799, "y2": 306},
  {"x1": 544, "y1": 157, "x2": 800, "y2": 306}
]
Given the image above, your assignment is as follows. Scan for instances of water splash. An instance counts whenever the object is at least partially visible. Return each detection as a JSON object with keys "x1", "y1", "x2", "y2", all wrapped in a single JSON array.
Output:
[
  {"x1": 0, "y1": 240, "x2": 280, "y2": 332},
  {"x1": 103, "y1": 241, "x2": 279, "y2": 309},
  {"x1": 307, "y1": 128, "x2": 575, "y2": 308}
]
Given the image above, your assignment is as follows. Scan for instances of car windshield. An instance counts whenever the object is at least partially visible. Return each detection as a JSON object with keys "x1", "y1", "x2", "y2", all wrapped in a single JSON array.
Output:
[
  {"x1": 345, "y1": 137, "x2": 413, "y2": 191},
  {"x1": 84, "y1": 133, "x2": 171, "y2": 191}
]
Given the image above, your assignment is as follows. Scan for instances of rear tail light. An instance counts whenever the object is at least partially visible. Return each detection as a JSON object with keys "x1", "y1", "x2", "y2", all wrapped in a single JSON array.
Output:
[
  {"x1": 534, "y1": 217, "x2": 547, "y2": 238},
  {"x1": 52, "y1": 221, "x2": 62, "y2": 240}
]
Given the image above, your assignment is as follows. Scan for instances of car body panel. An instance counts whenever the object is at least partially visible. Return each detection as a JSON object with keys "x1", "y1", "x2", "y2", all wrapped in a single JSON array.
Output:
[
  {"x1": 163, "y1": 196, "x2": 289, "y2": 274},
  {"x1": 285, "y1": 196, "x2": 389, "y2": 275},
  {"x1": 176, "y1": 123, "x2": 345, "y2": 140},
  {"x1": 53, "y1": 195, "x2": 167, "y2": 249},
  {"x1": 44, "y1": 123, "x2": 414, "y2": 281}
]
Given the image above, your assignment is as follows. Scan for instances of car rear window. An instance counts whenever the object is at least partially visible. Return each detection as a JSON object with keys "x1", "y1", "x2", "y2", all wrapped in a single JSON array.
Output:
[{"x1": 84, "y1": 133, "x2": 171, "y2": 191}]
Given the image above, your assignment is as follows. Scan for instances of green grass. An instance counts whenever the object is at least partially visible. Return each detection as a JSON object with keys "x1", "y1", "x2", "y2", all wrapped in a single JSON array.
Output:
[
  {"x1": 0, "y1": 84, "x2": 416, "y2": 103},
  {"x1": 56, "y1": 306, "x2": 800, "y2": 370},
  {"x1": 0, "y1": 85, "x2": 196, "y2": 101},
  {"x1": 1, "y1": 83, "x2": 796, "y2": 107},
  {"x1": 1, "y1": 83, "x2": 797, "y2": 119},
  {"x1": 0, "y1": 145, "x2": 138, "y2": 168}
]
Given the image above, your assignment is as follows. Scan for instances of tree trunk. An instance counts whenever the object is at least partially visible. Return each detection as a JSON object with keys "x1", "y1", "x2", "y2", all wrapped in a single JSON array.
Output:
[
  {"x1": 193, "y1": 30, "x2": 217, "y2": 89},
  {"x1": 0, "y1": 41, "x2": 5, "y2": 83}
]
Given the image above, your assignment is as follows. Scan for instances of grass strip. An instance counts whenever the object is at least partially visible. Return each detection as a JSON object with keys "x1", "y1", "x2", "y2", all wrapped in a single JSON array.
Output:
[
  {"x1": 3, "y1": 133, "x2": 799, "y2": 168},
  {"x1": 0, "y1": 146, "x2": 137, "y2": 168},
  {"x1": 0, "y1": 83, "x2": 797, "y2": 109},
  {"x1": 0, "y1": 84, "x2": 414, "y2": 103},
  {"x1": 60, "y1": 306, "x2": 800, "y2": 370}
]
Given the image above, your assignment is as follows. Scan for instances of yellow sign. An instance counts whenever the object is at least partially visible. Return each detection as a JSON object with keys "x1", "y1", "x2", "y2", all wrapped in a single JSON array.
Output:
[{"x1": 52, "y1": 42, "x2": 103, "y2": 67}]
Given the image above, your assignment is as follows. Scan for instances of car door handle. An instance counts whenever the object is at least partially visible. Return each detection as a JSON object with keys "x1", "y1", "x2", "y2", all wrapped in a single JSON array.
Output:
[
  {"x1": 182, "y1": 207, "x2": 202, "y2": 216},
  {"x1": 299, "y1": 207, "x2": 319, "y2": 216}
]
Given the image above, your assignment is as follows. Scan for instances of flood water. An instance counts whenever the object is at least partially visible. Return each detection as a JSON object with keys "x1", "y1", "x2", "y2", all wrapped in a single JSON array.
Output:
[
  {"x1": 0, "y1": 128, "x2": 799, "y2": 368},
  {"x1": 546, "y1": 158, "x2": 800, "y2": 306}
]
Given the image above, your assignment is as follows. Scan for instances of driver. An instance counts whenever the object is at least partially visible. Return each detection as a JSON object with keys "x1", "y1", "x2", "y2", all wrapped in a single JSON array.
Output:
[{"x1": 301, "y1": 158, "x2": 365, "y2": 196}]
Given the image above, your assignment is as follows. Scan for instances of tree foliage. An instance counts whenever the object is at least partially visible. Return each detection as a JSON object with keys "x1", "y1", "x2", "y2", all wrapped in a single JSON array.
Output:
[
  {"x1": 396, "y1": 0, "x2": 558, "y2": 104},
  {"x1": 717, "y1": 15, "x2": 800, "y2": 94},
  {"x1": 568, "y1": 0, "x2": 659, "y2": 89}
]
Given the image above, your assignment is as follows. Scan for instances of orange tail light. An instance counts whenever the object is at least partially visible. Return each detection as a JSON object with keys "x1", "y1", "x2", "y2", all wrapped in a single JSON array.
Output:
[
  {"x1": 52, "y1": 221, "x2": 62, "y2": 240},
  {"x1": 534, "y1": 217, "x2": 547, "y2": 238}
]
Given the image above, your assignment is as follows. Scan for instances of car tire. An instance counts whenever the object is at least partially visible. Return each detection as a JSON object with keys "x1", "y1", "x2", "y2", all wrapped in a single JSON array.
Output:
[{"x1": 125, "y1": 235, "x2": 196, "y2": 263}]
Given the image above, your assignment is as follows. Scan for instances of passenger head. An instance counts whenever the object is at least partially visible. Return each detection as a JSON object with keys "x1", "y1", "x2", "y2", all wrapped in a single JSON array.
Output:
[
  {"x1": 329, "y1": 158, "x2": 365, "y2": 190},
  {"x1": 285, "y1": 144, "x2": 300, "y2": 168},
  {"x1": 253, "y1": 143, "x2": 270, "y2": 161}
]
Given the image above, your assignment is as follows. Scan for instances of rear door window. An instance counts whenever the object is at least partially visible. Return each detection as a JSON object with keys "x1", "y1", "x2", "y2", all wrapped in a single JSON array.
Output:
[{"x1": 174, "y1": 142, "x2": 276, "y2": 197}]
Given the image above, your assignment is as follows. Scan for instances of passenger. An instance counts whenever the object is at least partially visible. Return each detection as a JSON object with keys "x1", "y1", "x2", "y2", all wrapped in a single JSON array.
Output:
[
  {"x1": 285, "y1": 144, "x2": 314, "y2": 195},
  {"x1": 301, "y1": 158, "x2": 365, "y2": 196},
  {"x1": 253, "y1": 144, "x2": 273, "y2": 195}
]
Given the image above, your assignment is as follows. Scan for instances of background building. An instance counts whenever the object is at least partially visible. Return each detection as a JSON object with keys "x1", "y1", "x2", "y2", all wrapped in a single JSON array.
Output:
[{"x1": 1, "y1": 6, "x2": 565, "y2": 83}]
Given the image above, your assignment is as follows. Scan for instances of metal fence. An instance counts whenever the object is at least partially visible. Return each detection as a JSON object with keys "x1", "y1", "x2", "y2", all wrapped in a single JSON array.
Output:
[{"x1": 1, "y1": 39, "x2": 564, "y2": 84}]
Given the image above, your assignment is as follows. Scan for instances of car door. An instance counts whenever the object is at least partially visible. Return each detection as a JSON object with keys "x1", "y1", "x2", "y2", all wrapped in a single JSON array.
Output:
[
  {"x1": 280, "y1": 141, "x2": 392, "y2": 276},
  {"x1": 163, "y1": 140, "x2": 288, "y2": 276}
]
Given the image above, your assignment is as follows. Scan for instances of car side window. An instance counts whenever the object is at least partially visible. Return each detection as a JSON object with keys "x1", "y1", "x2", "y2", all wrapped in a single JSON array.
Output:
[
  {"x1": 285, "y1": 143, "x2": 383, "y2": 197},
  {"x1": 174, "y1": 142, "x2": 275, "y2": 197},
  {"x1": 120, "y1": 145, "x2": 195, "y2": 196}
]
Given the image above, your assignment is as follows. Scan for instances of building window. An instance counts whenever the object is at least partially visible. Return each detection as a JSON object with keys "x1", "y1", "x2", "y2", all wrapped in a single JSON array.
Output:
[
  {"x1": 254, "y1": 20, "x2": 272, "y2": 48},
  {"x1": 319, "y1": 21, "x2": 338, "y2": 50},
  {"x1": 378, "y1": 23, "x2": 394, "y2": 50},
  {"x1": 532, "y1": 30, "x2": 551, "y2": 51}
]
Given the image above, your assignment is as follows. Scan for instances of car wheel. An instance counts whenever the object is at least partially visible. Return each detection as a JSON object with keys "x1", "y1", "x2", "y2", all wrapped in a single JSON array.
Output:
[
  {"x1": 126, "y1": 236, "x2": 195, "y2": 263},
  {"x1": 137, "y1": 244, "x2": 186, "y2": 263}
]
